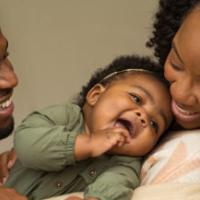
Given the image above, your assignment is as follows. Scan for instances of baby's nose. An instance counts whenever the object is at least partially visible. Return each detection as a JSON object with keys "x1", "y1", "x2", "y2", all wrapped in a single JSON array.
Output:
[{"x1": 136, "y1": 111, "x2": 147, "y2": 127}]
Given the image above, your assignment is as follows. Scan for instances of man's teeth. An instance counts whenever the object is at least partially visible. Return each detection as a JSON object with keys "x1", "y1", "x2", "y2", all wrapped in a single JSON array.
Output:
[{"x1": 0, "y1": 98, "x2": 12, "y2": 109}]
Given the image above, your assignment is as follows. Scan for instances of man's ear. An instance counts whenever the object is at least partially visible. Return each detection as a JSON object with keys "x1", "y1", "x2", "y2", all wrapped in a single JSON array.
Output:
[{"x1": 86, "y1": 84, "x2": 105, "y2": 106}]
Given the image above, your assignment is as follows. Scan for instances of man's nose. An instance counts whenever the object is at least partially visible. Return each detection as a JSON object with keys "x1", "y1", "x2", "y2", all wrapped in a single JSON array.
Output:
[{"x1": 0, "y1": 61, "x2": 18, "y2": 90}]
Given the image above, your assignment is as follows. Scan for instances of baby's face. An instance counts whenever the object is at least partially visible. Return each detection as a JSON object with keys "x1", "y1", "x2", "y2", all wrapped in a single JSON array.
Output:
[{"x1": 85, "y1": 73, "x2": 173, "y2": 156}]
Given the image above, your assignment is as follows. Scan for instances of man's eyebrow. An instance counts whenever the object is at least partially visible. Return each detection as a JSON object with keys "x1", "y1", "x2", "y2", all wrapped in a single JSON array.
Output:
[
  {"x1": 134, "y1": 85, "x2": 168, "y2": 130},
  {"x1": 172, "y1": 41, "x2": 184, "y2": 64},
  {"x1": 0, "y1": 40, "x2": 8, "y2": 60}
]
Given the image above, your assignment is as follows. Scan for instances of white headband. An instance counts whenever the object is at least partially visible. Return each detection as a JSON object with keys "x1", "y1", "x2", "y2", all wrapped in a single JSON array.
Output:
[{"x1": 101, "y1": 68, "x2": 153, "y2": 82}]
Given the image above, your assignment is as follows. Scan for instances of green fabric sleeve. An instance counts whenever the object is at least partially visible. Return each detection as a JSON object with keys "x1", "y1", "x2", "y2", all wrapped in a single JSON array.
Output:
[
  {"x1": 84, "y1": 164, "x2": 140, "y2": 200},
  {"x1": 14, "y1": 103, "x2": 83, "y2": 171}
]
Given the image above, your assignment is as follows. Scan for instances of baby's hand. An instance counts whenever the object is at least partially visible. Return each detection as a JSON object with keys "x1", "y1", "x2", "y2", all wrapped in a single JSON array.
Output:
[{"x1": 89, "y1": 127, "x2": 131, "y2": 157}]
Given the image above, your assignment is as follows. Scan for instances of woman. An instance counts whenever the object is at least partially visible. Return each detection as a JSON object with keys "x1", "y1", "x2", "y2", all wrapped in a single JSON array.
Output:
[
  {"x1": 147, "y1": 0, "x2": 200, "y2": 130},
  {"x1": 133, "y1": 0, "x2": 200, "y2": 199}
]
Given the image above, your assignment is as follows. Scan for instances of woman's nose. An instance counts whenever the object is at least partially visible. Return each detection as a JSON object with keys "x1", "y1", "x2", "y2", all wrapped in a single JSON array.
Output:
[{"x1": 171, "y1": 78, "x2": 198, "y2": 107}]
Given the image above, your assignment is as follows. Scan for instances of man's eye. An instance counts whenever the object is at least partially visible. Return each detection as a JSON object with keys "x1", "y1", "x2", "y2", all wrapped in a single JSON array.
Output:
[
  {"x1": 4, "y1": 52, "x2": 9, "y2": 59},
  {"x1": 1, "y1": 52, "x2": 9, "y2": 62},
  {"x1": 130, "y1": 94, "x2": 141, "y2": 104},
  {"x1": 150, "y1": 120, "x2": 159, "y2": 134}
]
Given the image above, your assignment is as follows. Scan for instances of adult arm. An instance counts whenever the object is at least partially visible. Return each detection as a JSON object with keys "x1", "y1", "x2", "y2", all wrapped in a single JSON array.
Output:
[
  {"x1": 0, "y1": 187, "x2": 27, "y2": 200},
  {"x1": 0, "y1": 149, "x2": 16, "y2": 184}
]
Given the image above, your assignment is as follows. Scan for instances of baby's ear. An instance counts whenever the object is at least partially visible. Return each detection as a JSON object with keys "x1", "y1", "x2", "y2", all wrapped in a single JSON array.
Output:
[{"x1": 86, "y1": 84, "x2": 105, "y2": 106}]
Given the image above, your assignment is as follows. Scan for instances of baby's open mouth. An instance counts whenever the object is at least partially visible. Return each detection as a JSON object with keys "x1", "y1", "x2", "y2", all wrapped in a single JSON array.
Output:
[{"x1": 115, "y1": 119, "x2": 135, "y2": 137}]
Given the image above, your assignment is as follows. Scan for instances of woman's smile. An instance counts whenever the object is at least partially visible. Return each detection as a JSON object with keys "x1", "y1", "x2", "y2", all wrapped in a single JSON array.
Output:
[{"x1": 172, "y1": 100, "x2": 200, "y2": 122}]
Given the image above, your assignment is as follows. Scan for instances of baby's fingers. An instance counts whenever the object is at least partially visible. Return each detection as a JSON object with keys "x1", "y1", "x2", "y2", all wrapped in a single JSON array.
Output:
[
  {"x1": 113, "y1": 130, "x2": 130, "y2": 146},
  {"x1": 119, "y1": 129, "x2": 132, "y2": 143}
]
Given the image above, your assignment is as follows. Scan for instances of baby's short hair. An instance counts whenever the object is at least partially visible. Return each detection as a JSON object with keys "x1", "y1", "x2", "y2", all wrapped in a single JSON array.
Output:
[{"x1": 76, "y1": 54, "x2": 168, "y2": 107}]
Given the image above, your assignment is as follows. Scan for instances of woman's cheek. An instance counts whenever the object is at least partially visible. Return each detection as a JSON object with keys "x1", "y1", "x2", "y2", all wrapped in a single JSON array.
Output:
[{"x1": 164, "y1": 63, "x2": 173, "y2": 82}]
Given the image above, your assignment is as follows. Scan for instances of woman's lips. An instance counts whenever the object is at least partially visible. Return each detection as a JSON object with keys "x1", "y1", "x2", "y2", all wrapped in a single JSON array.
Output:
[{"x1": 172, "y1": 100, "x2": 200, "y2": 122}]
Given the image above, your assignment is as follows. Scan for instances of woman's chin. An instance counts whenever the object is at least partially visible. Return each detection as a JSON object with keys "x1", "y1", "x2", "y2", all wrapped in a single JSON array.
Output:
[
  {"x1": 172, "y1": 101, "x2": 200, "y2": 129},
  {"x1": 176, "y1": 118, "x2": 200, "y2": 130}
]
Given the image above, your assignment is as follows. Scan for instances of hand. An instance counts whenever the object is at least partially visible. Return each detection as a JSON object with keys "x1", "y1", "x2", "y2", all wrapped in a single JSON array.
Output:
[
  {"x1": 0, "y1": 149, "x2": 17, "y2": 184},
  {"x1": 88, "y1": 127, "x2": 131, "y2": 157},
  {"x1": 0, "y1": 187, "x2": 27, "y2": 200},
  {"x1": 75, "y1": 127, "x2": 131, "y2": 160}
]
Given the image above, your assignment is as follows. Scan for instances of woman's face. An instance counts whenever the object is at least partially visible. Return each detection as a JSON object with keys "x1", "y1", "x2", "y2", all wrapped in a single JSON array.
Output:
[{"x1": 164, "y1": 8, "x2": 200, "y2": 129}]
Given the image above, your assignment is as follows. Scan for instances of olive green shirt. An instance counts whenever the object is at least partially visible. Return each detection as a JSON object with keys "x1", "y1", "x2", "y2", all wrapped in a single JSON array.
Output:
[{"x1": 5, "y1": 103, "x2": 141, "y2": 200}]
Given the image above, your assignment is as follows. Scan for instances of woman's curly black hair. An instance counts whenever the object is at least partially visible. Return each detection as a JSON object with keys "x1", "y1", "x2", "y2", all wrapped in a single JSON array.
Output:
[
  {"x1": 75, "y1": 55, "x2": 168, "y2": 107},
  {"x1": 147, "y1": 0, "x2": 200, "y2": 66}
]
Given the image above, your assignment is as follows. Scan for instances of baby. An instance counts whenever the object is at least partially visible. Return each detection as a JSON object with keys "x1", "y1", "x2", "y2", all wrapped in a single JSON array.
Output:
[{"x1": 6, "y1": 55, "x2": 173, "y2": 200}]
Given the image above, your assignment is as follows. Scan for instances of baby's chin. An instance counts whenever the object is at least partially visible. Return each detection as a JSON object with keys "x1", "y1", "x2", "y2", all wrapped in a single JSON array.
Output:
[
  {"x1": 108, "y1": 145, "x2": 136, "y2": 157},
  {"x1": 108, "y1": 142, "x2": 154, "y2": 157}
]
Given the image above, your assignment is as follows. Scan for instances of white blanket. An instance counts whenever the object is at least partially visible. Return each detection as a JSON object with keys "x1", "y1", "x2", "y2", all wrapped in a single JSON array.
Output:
[
  {"x1": 44, "y1": 183, "x2": 200, "y2": 200},
  {"x1": 132, "y1": 183, "x2": 200, "y2": 200}
]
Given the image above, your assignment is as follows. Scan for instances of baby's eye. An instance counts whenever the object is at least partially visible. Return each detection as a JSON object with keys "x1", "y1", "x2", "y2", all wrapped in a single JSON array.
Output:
[
  {"x1": 150, "y1": 120, "x2": 159, "y2": 134},
  {"x1": 130, "y1": 93, "x2": 142, "y2": 104}
]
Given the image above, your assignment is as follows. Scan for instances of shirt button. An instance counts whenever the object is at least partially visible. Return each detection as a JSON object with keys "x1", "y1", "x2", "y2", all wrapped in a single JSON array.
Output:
[
  {"x1": 89, "y1": 169, "x2": 96, "y2": 177},
  {"x1": 56, "y1": 181, "x2": 63, "y2": 189}
]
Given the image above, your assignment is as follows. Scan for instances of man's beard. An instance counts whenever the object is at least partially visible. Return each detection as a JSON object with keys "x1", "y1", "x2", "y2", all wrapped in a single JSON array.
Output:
[{"x1": 0, "y1": 117, "x2": 14, "y2": 140}]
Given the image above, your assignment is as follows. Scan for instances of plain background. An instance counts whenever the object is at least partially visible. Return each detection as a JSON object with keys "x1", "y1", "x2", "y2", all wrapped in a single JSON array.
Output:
[{"x1": 0, "y1": 0, "x2": 158, "y2": 152}]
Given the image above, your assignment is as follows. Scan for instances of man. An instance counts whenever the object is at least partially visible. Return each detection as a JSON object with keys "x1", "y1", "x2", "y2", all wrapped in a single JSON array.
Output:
[{"x1": 0, "y1": 29, "x2": 27, "y2": 200}]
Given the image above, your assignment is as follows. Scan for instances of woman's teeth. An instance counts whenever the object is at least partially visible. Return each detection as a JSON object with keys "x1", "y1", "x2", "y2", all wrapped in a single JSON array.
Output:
[
  {"x1": 176, "y1": 104, "x2": 197, "y2": 115},
  {"x1": 0, "y1": 98, "x2": 12, "y2": 110}
]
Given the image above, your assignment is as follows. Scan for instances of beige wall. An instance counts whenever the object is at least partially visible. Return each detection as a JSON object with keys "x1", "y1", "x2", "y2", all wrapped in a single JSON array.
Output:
[{"x1": 0, "y1": 0, "x2": 158, "y2": 152}]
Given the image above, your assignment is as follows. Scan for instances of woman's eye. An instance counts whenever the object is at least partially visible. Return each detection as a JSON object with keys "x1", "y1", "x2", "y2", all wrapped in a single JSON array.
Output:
[
  {"x1": 170, "y1": 61, "x2": 182, "y2": 71},
  {"x1": 130, "y1": 94, "x2": 141, "y2": 104},
  {"x1": 168, "y1": 55, "x2": 183, "y2": 71},
  {"x1": 150, "y1": 120, "x2": 159, "y2": 134}
]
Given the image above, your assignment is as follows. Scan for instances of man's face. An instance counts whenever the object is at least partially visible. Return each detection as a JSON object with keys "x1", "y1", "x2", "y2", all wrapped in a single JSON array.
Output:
[{"x1": 0, "y1": 31, "x2": 18, "y2": 139}]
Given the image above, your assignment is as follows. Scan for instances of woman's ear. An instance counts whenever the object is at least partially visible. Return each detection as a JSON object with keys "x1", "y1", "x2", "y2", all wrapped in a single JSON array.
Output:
[{"x1": 86, "y1": 84, "x2": 105, "y2": 106}]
